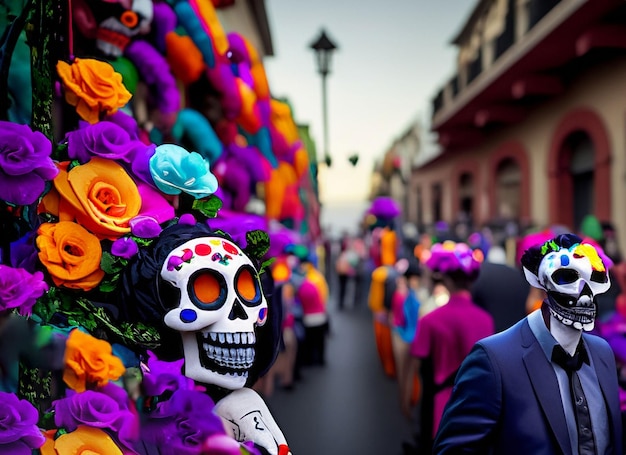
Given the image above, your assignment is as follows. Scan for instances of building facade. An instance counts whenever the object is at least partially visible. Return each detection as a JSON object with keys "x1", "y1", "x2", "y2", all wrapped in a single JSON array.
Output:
[{"x1": 409, "y1": 0, "x2": 626, "y2": 244}]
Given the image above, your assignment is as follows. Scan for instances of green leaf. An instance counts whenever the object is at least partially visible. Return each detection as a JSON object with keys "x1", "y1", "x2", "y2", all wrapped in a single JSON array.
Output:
[
  {"x1": 259, "y1": 257, "x2": 276, "y2": 275},
  {"x1": 192, "y1": 195, "x2": 223, "y2": 218},
  {"x1": 131, "y1": 235, "x2": 154, "y2": 247},
  {"x1": 52, "y1": 142, "x2": 68, "y2": 161},
  {"x1": 244, "y1": 229, "x2": 270, "y2": 260},
  {"x1": 38, "y1": 410, "x2": 56, "y2": 430},
  {"x1": 101, "y1": 251, "x2": 125, "y2": 274},
  {"x1": 98, "y1": 278, "x2": 119, "y2": 293}
]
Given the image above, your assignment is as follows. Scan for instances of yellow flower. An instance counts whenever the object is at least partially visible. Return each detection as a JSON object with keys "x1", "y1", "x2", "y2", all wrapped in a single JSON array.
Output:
[
  {"x1": 57, "y1": 58, "x2": 132, "y2": 124},
  {"x1": 51, "y1": 426, "x2": 123, "y2": 455},
  {"x1": 53, "y1": 158, "x2": 141, "y2": 240},
  {"x1": 36, "y1": 221, "x2": 105, "y2": 291},
  {"x1": 63, "y1": 330, "x2": 125, "y2": 392}
]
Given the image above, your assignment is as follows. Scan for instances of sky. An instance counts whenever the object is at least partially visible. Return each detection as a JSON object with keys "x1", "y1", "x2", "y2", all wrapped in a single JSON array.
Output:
[{"x1": 263, "y1": 0, "x2": 476, "y2": 213}]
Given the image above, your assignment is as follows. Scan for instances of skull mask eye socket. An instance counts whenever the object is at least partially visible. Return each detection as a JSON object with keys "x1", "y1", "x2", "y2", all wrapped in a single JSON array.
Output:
[
  {"x1": 236, "y1": 265, "x2": 262, "y2": 307},
  {"x1": 551, "y1": 268, "x2": 580, "y2": 285},
  {"x1": 189, "y1": 269, "x2": 227, "y2": 310}
]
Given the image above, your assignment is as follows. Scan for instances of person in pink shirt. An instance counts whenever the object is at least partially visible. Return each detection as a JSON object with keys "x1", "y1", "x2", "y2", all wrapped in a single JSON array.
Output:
[{"x1": 402, "y1": 241, "x2": 494, "y2": 454}]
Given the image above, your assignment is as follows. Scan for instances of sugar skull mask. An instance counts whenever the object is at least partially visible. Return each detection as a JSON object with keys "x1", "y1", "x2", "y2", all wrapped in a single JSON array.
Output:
[
  {"x1": 160, "y1": 236, "x2": 268, "y2": 390},
  {"x1": 522, "y1": 233, "x2": 610, "y2": 331},
  {"x1": 73, "y1": 0, "x2": 153, "y2": 57}
]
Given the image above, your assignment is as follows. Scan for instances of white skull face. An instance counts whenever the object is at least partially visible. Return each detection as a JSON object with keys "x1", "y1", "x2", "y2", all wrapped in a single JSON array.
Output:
[
  {"x1": 95, "y1": 0, "x2": 153, "y2": 57},
  {"x1": 161, "y1": 236, "x2": 268, "y2": 389},
  {"x1": 532, "y1": 243, "x2": 610, "y2": 331}
]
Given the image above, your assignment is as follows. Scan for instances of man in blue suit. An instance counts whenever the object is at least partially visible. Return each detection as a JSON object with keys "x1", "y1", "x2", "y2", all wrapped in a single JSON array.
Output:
[{"x1": 434, "y1": 233, "x2": 623, "y2": 454}]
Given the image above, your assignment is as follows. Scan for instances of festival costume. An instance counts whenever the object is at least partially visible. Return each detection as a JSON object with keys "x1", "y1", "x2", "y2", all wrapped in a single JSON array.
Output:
[
  {"x1": 406, "y1": 241, "x2": 493, "y2": 453},
  {"x1": 365, "y1": 198, "x2": 401, "y2": 379},
  {"x1": 410, "y1": 291, "x2": 494, "y2": 439},
  {"x1": 368, "y1": 265, "x2": 399, "y2": 378},
  {"x1": 435, "y1": 234, "x2": 622, "y2": 454},
  {"x1": 391, "y1": 282, "x2": 422, "y2": 404}
]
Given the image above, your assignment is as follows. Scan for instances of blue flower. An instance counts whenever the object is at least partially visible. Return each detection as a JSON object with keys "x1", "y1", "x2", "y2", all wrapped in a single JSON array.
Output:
[{"x1": 149, "y1": 144, "x2": 218, "y2": 199}]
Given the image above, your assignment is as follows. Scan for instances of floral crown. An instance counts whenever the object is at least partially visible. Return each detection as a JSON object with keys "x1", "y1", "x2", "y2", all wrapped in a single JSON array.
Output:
[{"x1": 421, "y1": 240, "x2": 484, "y2": 277}]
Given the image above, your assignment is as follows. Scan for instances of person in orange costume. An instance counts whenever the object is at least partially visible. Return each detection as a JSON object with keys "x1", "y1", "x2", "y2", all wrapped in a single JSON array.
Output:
[{"x1": 366, "y1": 231, "x2": 398, "y2": 374}]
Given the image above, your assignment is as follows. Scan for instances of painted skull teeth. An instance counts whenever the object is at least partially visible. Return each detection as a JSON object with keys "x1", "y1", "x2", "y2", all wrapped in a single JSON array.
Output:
[
  {"x1": 198, "y1": 331, "x2": 256, "y2": 376},
  {"x1": 548, "y1": 291, "x2": 596, "y2": 326}
]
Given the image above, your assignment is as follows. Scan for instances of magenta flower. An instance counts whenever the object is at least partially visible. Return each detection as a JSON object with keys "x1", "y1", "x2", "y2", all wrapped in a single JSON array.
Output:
[
  {"x1": 0, "y1": 392, "x2": 46, "y2": 454},
  {"x1": 52, "y1": 384, "x2": 138, "y2": 452},
  {"x1": 167, "y1": 256, "x2": 185, "y2": 272},
  {"x1": 141, "y1": 389, "x2": 225, "y2": 455},
  {"x1": 202, "y1": 434, "x2": 262, "y2": 455},
  {"x1": 141, "y1": 351, "x2": 195, "y2": 397},
  {"x1": 0, "y1": 121, "x2": 58, "y2": 205},
  {"x1": 0, "y1": 265, "x2": 48, "y2": 316},
  {"x1": 111, "y1": 237, "x2": 139, "y2": 259},
  {"x1": 129, "y1": 216, "x2": 162, "y2": 239},
  {"x1": 179, "y1": 213, "x2": 197, "y2": 225},
  {"x1": 425, "y1": 241, "x2": 482, "y2": 276},
  {"x1": 136, "y1": 182, "x2": 175, "y2": 224}
]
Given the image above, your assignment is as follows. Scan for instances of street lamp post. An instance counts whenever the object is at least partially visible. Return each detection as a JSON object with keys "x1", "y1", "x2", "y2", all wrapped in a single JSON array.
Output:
[{"x1": 310, "y1": 29, "x2": 337, "y2": 168}]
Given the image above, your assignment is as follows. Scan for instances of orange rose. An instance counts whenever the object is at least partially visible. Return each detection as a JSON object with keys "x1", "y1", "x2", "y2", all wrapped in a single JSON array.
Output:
[
  {"x1": 39, "y1": 430, "x2": 56, "y2": 455},
  {"x1": 53, "y1": 157, "x2": 141, "y2": 239},
  {"x1": 57, "y1": 58, "x2": 132, "y2": 124},
  {"x1": 45, "y1": 426, "x2": 123, "y2": 455},
  {"x1": 36, "y1": 221, "x2": 105, "y2": 291},
  {"x1": 63, "y1": 329, "x2": 125, "y2": 392}
]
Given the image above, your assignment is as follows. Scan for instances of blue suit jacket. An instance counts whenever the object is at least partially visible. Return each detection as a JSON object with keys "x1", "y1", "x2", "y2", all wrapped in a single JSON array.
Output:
[{"x1": 433, "y1": 317, "x2": 623, "y2": 454}]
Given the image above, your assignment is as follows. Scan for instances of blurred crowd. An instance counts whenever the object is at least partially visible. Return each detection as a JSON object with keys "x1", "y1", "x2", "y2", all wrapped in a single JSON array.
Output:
[
  {"x1": 252, "y1": 206, "x2": 626, "y2": 453},
  {"x1": 360, "y1": 212, "x2": 626, "y2": 453}
]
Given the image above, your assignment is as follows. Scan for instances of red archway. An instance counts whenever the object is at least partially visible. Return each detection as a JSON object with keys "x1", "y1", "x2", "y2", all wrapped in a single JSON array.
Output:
[{"x1": 547, "y1": 108, "x2": 611, "y2": 228}]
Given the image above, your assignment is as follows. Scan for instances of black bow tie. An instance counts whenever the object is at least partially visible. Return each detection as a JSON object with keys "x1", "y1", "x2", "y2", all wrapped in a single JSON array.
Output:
[{"x1": 551, "y1": 343, "x2": 590, "y2": 371}]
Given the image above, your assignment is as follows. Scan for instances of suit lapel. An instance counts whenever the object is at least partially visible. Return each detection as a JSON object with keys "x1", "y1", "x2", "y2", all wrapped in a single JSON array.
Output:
[{"x1": 522, "y1": 322, "x2": 572, "y2": 454}]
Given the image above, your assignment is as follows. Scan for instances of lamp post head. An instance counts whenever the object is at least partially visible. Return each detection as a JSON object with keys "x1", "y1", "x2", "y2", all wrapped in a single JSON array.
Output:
[{"x1": 310, "y1": 29, "x2": 338, "y2": 76}]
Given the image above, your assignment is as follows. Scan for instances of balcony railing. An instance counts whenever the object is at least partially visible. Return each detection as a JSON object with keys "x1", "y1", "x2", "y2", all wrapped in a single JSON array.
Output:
[
  {"x1": 495, "y1": 0, "x2": 516, "y2": 59},
  {"x1": 467, "y1": 49, "x2": 483, "y2": 84},
  {"x1": 451, "y1": 74, "x2": 459, "y2": 97},
  {"x1": 432, "y1": 89, "x2": 444, "y2": 117},
  {"x1": 431, "y1": 0, "x2": 564, "y2": 121},
  {"x1": 528, "y1": 0, "x2": 561, "y2": 29}
]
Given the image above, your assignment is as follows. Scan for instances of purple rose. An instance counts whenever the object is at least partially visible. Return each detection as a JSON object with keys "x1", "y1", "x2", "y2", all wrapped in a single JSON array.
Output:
[
  {"x1": 127, "y1": 141, "x2": 156, "y2": 184},
  {"x1": 65, "y1": 121, "x2": 136, "y2": 163},
  {"x1": 142, "y1": 389, "x2": 224, "y2": 454},
  {"x1": 52, "y1": 384, "x2": 138, "y2": 451},
  {"x1": 0, "y1": 392, "x2": 46, "y2": 453},
  {"x1": 105, "y1": 111, "x2": 140, "y2": 140},
  {"x1": 0, "y1": 265, "x2": 48, "y2": 315},
  {"x1": 141, "y1": 351, "x2": 195, "y2": 397},
  {"x1": 0, "y1": 121, "x2": 58, "y2": 205},
  {"x1": 111, "y1": 237, "x2": 139, "y2": 259}
]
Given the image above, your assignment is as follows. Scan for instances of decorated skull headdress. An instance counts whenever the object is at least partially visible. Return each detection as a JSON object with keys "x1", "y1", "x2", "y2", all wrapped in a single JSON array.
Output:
[
  {"x1": 116, "y1": 220, "x2": 280, "y2": 392},
  {"x1": 521, "y1": 233, "x2": 611, "y2": 331}
]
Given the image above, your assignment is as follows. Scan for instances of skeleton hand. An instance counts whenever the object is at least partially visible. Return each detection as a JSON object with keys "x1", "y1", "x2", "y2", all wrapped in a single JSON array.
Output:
[{"x1": 214, "y1": 387, "x2": 290, "y2": 455}]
